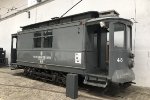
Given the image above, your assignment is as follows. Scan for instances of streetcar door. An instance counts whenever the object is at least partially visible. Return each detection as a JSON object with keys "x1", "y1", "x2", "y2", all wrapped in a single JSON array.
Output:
[
  {"x1": 86, "y1": 23, "x2": 109, "y2": 74},
  {"x1": 11, "y1": 34, "x2": 17, "y2": 64}
]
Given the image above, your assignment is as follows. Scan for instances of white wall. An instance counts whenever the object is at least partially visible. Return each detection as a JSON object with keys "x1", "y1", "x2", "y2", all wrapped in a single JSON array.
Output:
[
  {"x1": 0, "y1": 0, "x2": 27, "y2": 17},
  {"x1": 28, "y1": 0, "x2": 38, "y2": 7},
  {"x1": 0, "y1": 0, "x2": 150, "y2": 87}
]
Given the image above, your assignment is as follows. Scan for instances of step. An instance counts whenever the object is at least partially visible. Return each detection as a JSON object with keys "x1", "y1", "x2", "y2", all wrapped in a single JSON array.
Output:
[
  {"x1": 83, "y1": 74, "x2": 108, "y2": 88},
  {"x1": 84, "y1": 80, "x2": 107, "y2": 88},
  {"x1": 87, "y1": 73, "x2": 108, "y2": 79}
]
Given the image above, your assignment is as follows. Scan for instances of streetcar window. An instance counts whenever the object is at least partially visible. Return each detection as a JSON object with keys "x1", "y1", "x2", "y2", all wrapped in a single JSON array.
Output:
[
  {"x1": 33, "y1": 30, "x2": 53, "y2": 48},
  {"x1": 93, "y1": 33, "x2": 97, "y2": 50},
  {"x1": 107, "y1": 32, "x2": 109, "y2": 43},
  {"x1": 34, "y1": 32, "x2": 41, "y2": 37},
  {"x1": 43, "y1": 30, "x2": 53, "y2": 48},
  {"x1": 34, "y1": 32, "x2": 42, "y2": 48},
  {"x1": 127, "y1": 26, "x2": 131, "y2": 49},
  {"x1": 13, "y1": 38, "x2": 17, "y2": 49},
  {"x1": 114, "y1": 23, "x2": 125, "y2": 48}
]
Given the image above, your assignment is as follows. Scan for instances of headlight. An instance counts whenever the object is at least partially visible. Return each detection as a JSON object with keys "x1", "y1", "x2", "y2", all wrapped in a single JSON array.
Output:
[{"x1": 129, "y1": 52, "x2": 135, "y2": 58}]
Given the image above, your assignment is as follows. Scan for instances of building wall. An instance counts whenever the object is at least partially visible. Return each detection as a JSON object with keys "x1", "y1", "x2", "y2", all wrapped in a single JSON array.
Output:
[
  {"x1": 0, "y1": 0, "x2": 150, "y2": 87},
  {"x1": 0, "y1": 0, "x2": 27, "y2": 17}
]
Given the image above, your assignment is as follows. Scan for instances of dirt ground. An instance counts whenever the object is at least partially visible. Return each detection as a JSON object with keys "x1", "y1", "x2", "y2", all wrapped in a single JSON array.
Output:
[{"x1": 0, "y1": 66, "x2": 150, "y2": 100}]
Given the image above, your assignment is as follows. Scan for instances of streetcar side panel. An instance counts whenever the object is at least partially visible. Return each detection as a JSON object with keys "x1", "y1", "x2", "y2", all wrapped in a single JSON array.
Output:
[{"x1": 17, "y1": 21, "x2": 86, "y2": 74}]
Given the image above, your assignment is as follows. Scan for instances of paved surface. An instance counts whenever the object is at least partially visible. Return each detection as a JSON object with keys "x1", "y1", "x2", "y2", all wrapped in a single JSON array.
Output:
[{"x1": 0, "y1": 66, "x2": 150, "y2": 100}]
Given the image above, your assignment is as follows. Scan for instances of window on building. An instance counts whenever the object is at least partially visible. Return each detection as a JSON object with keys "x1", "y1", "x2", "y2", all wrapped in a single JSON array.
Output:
[
  {"x1": 43, "y1": 30, "x2": 53, "y2": 48},
  {"x1": 34, "y1": 32, "x2": 42, "y2": 48}
]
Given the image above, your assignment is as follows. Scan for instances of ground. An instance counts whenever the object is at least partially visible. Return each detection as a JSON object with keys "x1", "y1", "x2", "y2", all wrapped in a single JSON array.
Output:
[{"x1": 0, "y1": 66, "x2": 150, "y2": 100}]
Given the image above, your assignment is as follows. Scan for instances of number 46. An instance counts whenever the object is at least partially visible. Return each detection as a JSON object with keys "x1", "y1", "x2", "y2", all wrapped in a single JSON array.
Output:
[{"x1": 117, "y1": 58, "x2": 123, "y2": 62}]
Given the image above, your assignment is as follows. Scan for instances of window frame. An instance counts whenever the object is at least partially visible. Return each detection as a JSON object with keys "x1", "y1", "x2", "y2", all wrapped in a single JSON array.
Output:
[
  {"x1": 126, "y1": 25, "x2": 132, "y2": 50},
  {"x1": 33, "y1": 30, "x2": 53, "y2": 48},
  {"x1": 33, "y1": 32, "x2": 42, "y2": 48},
  {"x1": 113, "y1": 23, "x2": 126, "y2": 49},
  {"x1": 43, "y1": 30, "x2": 53, "y2": 48}
]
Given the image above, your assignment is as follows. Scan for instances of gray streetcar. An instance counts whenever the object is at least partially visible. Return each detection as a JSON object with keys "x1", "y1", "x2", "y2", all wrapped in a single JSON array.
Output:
[{"x1": 11, "y1": 10, "x2": 135, "y2": 88}]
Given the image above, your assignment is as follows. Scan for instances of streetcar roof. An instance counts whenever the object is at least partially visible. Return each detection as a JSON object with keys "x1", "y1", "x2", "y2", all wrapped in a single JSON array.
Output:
[{"x1": 86, "y1": 17, "x2": 133, "y2": 25}]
